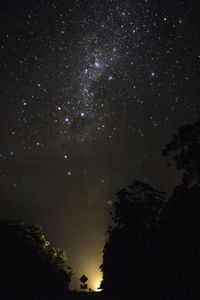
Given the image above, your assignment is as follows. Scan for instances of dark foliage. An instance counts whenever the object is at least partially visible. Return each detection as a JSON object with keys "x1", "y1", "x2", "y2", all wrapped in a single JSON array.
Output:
[
  {"x1": 160, "y1": 119, "x2": 200, "y2": 297},
  {"x1": 0, "y1": 220, "x2": 72, "y2": 300},
  {"x1": 163, "y1": 119, "x2": 200, "y2": 185},
  {"x1": 100, "y1": 120, "x2": 200, "y2": 299},
  {"x1": 100, "y1": 181, "x2": 166, "y2": 298}
]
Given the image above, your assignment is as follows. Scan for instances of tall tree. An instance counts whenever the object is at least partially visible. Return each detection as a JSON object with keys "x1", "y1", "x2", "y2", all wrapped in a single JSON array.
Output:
[
  {"x1": 100, "y1": 181, "x2": 165, "y2": 298},
  {"x1": 161, "y1": 120, "x2": 200, "y2": 297},
  {"x1": 101, "y1": 120, "x2": 200, "y2": 298}
]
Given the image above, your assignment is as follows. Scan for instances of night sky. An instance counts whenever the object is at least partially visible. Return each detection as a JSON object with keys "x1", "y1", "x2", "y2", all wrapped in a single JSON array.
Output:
[{"x1": 1, "y1": 0, "x2": 200, "y2": 291}]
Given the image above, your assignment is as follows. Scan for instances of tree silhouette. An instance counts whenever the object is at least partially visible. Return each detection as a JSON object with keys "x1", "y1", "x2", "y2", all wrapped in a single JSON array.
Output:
[
  {"x1": 163, "y1": 119, "x2": 200, "y2": 186},
  {"x1": 0, "y1": 220, "x2": 73, "y2": 300},
  {"x1": 160, "y1": 185, "x2": 200, "y2": 296},
  {"x1": 100, "y1": 181, "x2": 165, "y2": 298},
  {"x1": 113, "y1": 181, "x2": 166, "y2": 229},
  {"x1": 101, "y1": 120, "x2": 200, "y2": 299},
  {"x1": 161, "y1": 119, "x2": 200, "y2": 297}
]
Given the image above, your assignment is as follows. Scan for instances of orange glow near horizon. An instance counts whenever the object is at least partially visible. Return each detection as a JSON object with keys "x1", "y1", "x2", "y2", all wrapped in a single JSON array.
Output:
[
  {"x1": 90, "y1": 275, "x2": 102, "y2": 292},
  {"x1": 77, "y1": 265, "x2": 102, "y2": 292},
  {"x1": 70, "y1": 251, "x2": 104, "y2": 292}
]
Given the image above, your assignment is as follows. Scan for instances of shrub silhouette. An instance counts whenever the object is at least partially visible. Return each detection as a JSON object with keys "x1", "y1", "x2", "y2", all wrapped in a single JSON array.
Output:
[{"x1": 0, "y1": 220, "x2": 72, "y2": 300}]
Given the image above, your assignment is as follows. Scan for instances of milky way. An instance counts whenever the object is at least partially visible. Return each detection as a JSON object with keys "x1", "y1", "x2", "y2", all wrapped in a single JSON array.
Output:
[{"x1": 1, "y1": 0, "x2": 200, "y2": 290}]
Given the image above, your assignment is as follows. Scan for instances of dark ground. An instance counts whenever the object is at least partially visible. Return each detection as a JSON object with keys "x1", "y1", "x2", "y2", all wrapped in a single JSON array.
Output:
[{"x1": 66, "y1": 291, "x2": 200, "y2": 300}]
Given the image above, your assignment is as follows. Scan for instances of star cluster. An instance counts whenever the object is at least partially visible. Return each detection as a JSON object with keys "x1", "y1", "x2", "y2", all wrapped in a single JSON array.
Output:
[{"x1": 0, "y1": 0, "x2": 200, "y2": 290}]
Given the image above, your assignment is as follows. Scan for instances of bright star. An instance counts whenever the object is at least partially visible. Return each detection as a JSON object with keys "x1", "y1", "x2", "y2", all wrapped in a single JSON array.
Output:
[{"x1": 95, "y1": 60, "x2": 100, "y2": 68}]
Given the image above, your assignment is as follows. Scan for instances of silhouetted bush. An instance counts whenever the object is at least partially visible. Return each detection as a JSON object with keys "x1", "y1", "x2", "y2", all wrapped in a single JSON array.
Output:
[{"x1": 0, "y1": 220, "x2": 72, "y2": 300}]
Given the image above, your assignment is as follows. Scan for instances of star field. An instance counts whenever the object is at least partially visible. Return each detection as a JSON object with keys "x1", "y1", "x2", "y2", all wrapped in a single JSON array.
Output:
[{"x1": 0, "y1": 0, "x2": 200, "y2": 290}]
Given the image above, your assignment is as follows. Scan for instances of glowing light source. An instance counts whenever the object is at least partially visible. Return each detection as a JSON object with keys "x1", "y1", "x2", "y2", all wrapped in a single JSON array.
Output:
[
  {"x1": 92, "y1": 279, "x2": 102, "y2": 292},
  {"x1": 88, "y1": 273, "x2": 102, "y2": 292}
]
